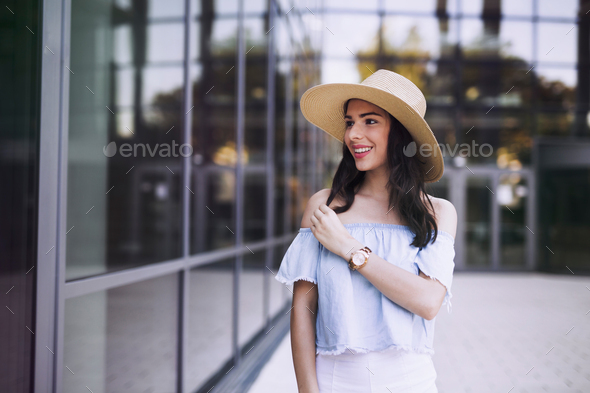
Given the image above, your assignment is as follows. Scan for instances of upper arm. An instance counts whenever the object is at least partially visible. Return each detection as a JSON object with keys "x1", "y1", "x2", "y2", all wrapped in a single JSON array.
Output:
[
  {"x1": 294, "y1": 189, "x2": 330, "y2": 307},
  {"x1": 420, "y1": 196, "x2": 457, "y2": 319}
]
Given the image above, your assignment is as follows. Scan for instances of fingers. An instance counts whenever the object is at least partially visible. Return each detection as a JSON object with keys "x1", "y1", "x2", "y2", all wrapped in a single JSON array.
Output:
[
  {"x1": 318, "y1": 203, "x2": 333, "y2": 214},
  {"x1": 310, "y1": 214, "x2": 318, "y2": 226},
  {"x1": 312, "y1": 204, "x2": 335, "y2": 228},
  {"x1": 312, "y1": 206, "x2": 325, "y2": 222}
]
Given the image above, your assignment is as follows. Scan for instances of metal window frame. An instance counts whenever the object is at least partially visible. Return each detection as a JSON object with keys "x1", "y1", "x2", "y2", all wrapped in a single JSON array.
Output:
[
  {"x1": 35, "y1": 0, "x2": 68, "y2": 390},
  {"x1": 264, "y1": 0, "x2": 277, "y2": 328}
]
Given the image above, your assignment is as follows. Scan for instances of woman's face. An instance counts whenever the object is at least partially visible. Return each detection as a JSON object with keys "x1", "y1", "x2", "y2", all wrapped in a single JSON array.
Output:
[{"x1": 344, "y1": 99, "x2": 391, "y2": 172}]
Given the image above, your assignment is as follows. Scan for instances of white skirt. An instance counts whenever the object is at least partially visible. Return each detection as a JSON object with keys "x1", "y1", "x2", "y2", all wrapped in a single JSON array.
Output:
[{"x1": 315, "y1": 347, "x2": 438, "y2": 393}]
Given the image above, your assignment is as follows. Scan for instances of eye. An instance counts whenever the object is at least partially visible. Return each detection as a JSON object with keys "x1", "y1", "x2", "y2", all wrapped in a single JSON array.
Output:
[
  {"x1": 345, "y1": 120, "x2": 354, "y2": 127},
  {"x1": 366, "y1": 118, "x2": 377, "y2": 125}
]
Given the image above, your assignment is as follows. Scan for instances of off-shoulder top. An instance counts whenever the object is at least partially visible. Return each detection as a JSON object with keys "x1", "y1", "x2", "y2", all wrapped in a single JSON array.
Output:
[{"x1": 275, "y1": 223, "x2": 455, "y2": 356}]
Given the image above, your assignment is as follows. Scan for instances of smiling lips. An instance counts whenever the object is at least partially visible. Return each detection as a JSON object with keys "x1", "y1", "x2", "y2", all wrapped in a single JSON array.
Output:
[{"x1": 352, "y1": 145, "x2": 373, "y2": 158}]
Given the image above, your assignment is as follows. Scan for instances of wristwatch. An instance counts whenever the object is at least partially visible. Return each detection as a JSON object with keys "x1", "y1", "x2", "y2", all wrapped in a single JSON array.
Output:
[{"x1": 348, "y1": 246, "x2": 372, "y2": 270}]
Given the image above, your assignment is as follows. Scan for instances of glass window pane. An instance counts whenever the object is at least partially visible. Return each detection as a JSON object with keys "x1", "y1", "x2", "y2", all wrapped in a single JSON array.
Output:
[
  {"x1": 275, "y1": 15, "x2": 292, "y2": 58},
  {"x1": 537, "y1": 110, "x2": 573, "y2": 136},
  {"x1": 188, "y1": 259, "x2": 234, "y2": 391},
  {"x1": 466, "y1": 177, "x2": 492, "y2": 267},
  {"x1": 142, "y1": 66, "x2": 184, "y2": 106},
  {"x1": 191, "y1": 17, "x2": 237, "y2": 162},
  {"x1": 537, "y1": 23, "x2": 577, "y2": 64},
  {"x1": 189, "y1": 21, "x2": 202, "y2": 60},
  {"x1": 383, "y1": 16, "x2": 458, "y2": 59},
  {"x1": 321, "y1": 58, "x2": 362, "y2": 84},
  {"x1": 500, "y1": 21, "x2": 533, "y2": 62},
  {"x1": 244, "y1": 172, "x2": 267, "y2": 242},
  {"x1": 424, "y1": 61, "x2": 456, "y2": 104},
  {"x1": 245, "y1": 16, "x2": 268, "y2": 165},
  {"x1": 114, "y1": 68, "x2": 134, "y2": 107},
  {"x1": 499, "y1": 173, "x2": 527, "y2": 267},
  {"x1": 63, "y1": 274, "x2": 178, "y2": 392},
  {"x1": 425, "y1": 176, "x2": 449, "y2": 200},
  {"x1": 239, "y1": 251, "x2": 265, "y2": 348},
  {"x1": 535, "y1": 67, "x2": 577, "y2": 136},
  {"x1": 502, "y1": 0, "x2": 533, "y2": 17},
  {"x1": 276, "y1": 0, "x2": 292, "y2": 13},
  {"x1": 244, "y1": 0, "x2": 266, "y2": 14},
  {"x1": 461, "y1": 19, "x2": 532, "y2": 62},
  {"x1": 215, "y1": 0, "x2": 239, "y2": 14},
  {"x1": 114, "y1": 25, "x2": 132, "y2": 64},
  {"x1": 322, "y1": 14, "x2": 380, "y2": 58},
  {"x1": 211, "y1": 18, "x2": 240, "y2": 55},
  {"x1": 424, "y1": 107, "x2": 455, "y2": 148},
  {"x1": 384, "y1": 0, "x2": 438, "y2": 13},
  {"x1": 191, "y1": 0, "x2": 201, "y2": 16},
  {"x1": 462, "y1": 108, "x2": 532, "y2": 166},
  {"x1": 461, "y1": 0, "x2": 483, "y2": 15},
  {"x1": 67, "y1": 0, "x2": 184, "y2": 280},
  {"x1": 538, "y1": 0, "x2": 579, "y2": 19},
  {"x1": 319, "y1": 132, "x2": 344, "y2": 194},
  {"x1": 191, "y1": 12, "x2": 238, "y2": 254},
  {"x1": 539, "y1": 168, "x2": 590, "y2": 272},
  {"x1": 192, "y1": 167, "x2": 236, "y2": 252},
  {"x1": 462, "y1": 63, "x2": 533, "y2": 108},
  {"x1": 147, "y1": 23, "x2": 185, "y2": 63},
  {"x1": 274, "y1": 63, "x2": 288, "y2": 237},
  {"x1": 535, "y1": 67, "x2": 577, "y2": 103},
  {"x1": 325, "y1": 0, "x2": 379, "y2": 10},
  {"x1": 148, "y1": 0, "x2": 184, "y2": 18}
]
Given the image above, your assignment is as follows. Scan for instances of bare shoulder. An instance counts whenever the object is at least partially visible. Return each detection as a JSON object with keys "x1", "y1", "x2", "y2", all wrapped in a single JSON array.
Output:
[
  {"x1": 424, "y1": 194, "x2": 457, "y2": 239},
  {"x1": 300, "y1": 188, "x2": 333, "y2": 228}
]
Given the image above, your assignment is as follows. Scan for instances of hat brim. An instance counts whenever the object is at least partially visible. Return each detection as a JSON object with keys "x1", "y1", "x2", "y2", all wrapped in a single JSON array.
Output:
[{"x1": 300, "y1": 83, "x2": 444, "y2": 183}]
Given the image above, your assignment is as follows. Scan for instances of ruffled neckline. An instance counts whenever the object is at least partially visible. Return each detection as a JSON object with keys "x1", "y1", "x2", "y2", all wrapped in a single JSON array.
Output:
[{"x1": 298, "y1": 222, "x2": 455, "y2": 243}]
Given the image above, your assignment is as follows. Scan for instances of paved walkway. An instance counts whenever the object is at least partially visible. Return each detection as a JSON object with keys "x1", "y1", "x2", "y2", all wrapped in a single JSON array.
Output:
[{"x1": 249, "y1": 272, "x2": 590, "y2": 393}]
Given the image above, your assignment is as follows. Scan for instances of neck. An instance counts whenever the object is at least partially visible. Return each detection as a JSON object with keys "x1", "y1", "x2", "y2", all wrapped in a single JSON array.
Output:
[{"x1": 358, "y1": 164, "x2": 390, "y2": 198}]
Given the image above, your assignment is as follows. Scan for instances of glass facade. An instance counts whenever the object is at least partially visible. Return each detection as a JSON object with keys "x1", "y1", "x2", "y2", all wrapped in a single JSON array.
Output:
[
  {"x1": 38, "y1": 1, "x2": 322, "y2": 392},
  {"x1": 3, "y1": 0, "x2": 588, "y2": 392}
]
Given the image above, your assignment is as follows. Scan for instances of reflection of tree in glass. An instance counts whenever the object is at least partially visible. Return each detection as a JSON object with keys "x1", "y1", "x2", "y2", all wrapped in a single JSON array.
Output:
[
  {"x1": 353, "y1": 18, "x2": 578, "y2": 165},
  {"x1": 356, "y1": 24, "x2": 430, "y2": 94},
  {"x1": 146, "y1": 17, "x2": 302, "y2": 167}
]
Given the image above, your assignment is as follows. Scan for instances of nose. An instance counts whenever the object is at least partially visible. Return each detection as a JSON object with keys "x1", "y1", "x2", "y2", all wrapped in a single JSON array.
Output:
[{"x1": 348, "y1": 121, "x2": 363, "y2": 140}]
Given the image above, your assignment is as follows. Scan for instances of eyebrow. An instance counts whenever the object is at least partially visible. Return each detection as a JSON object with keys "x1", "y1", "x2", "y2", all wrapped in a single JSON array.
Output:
[{"x1": 344, "y1": 112, "x2": 384, "y2": 119}]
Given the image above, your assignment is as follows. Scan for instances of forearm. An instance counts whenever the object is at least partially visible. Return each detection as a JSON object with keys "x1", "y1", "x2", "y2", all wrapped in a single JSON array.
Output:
[
  {"x1": 290, "y1": 303, "x2": 320, "y2": 393},
  {"x1": 339, "y1": 238, "x2": 439, "y2": 320}
]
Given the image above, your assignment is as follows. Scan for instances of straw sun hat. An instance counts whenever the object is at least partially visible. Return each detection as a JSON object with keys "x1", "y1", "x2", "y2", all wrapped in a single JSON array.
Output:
[{"x1": 300, "y1": 69, "x2": 444, "y2": 183}]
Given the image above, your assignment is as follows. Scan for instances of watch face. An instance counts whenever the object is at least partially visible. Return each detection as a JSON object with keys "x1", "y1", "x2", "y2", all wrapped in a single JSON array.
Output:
[{"x1": 352, "y1": 252, "x2": 365, "y2": 265}]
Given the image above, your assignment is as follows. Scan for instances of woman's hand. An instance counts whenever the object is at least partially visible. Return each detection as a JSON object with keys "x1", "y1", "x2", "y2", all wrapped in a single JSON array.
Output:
[{"x1": 309, "y1": 203, "x2": 357, "y2": 260}]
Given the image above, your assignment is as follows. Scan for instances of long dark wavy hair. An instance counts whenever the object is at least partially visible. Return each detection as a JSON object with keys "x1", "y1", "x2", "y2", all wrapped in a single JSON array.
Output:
[{"x1": 325, "y1": 99, "x2": 438, "y2": 248}]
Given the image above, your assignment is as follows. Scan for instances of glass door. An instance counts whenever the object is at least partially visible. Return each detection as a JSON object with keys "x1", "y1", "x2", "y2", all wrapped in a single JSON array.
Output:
[
  {"x1": 447, "y1": 167, "x2": 534, "y2": 271},
  {"x1": 498, "y1": 173, "x2": 529, "y2": 268},
  {"x1": 465, "y1": 176, "x2": 493, "y2": 268}
]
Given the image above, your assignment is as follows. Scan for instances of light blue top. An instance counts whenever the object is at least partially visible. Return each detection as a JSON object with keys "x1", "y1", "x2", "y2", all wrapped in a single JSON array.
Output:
[{"x1": 275, "y1": 223, "x2": 455, "y2": 356}]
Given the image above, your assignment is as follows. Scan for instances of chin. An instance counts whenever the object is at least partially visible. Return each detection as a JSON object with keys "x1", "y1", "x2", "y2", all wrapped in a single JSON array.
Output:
[{"x1": 355, "y1": 162, "x2": 373, "y2": 171}]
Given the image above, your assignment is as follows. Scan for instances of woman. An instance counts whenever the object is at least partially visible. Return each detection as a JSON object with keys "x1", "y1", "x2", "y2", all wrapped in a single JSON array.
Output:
[{"x1": 275, "y1": 69, "x2": 457, "y2": 392}]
